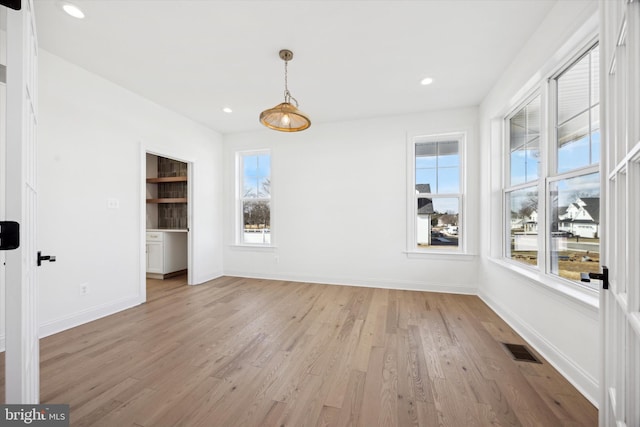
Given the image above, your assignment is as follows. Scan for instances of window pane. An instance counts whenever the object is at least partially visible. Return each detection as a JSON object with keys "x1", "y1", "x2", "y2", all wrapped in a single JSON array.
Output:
[
  {"x1": 437, "y1": 141, "x2": 459, "y2": 167},
  {"x1": 243, "y1": 155, "x2": 258, "y2": 178},
  {"x1": 525, "y1": 136, "x2": 540, "y2": 182},
  {"x1": 507, "y1": 187, "x2": 538, "y2": 267},
  {"x1": 556, "y1": 44, "x2": 599, "y2": 173},
  {"x1": 526, "y1": 100, "x2": 541, "y2": 136},
  {"x1": 438, "y1": 167, "x2": 459, "y2": 193},
  {"x1": 416, "y1": 156, "x2": 436, "y2": 169},
  {"x1": 590, "y1": 45, "x2": 599, "y2": 107},
  {"x1": 243, "y1": 200, "x2": 271, "y2": 244},
  {"x1": 558, "y1": 111, "x2": 590, "y2": 172},
  {"x1": 557, "y1": 52, "x2": 590, "y2": 124},
  {"x1": 549, "y1": 173, "x2": 600, "y2": 284},
  {"x1": 510, "y1": 109, "x2": 526, "y2": 150},
  {"x1": 243, "y1": 154, "x2": 271, "y2": 198},
  {"x1": 510, "y1": 95, "x2": 540, "y2": 185},
  {"x1": 415, "y1": 140, "x2": 460, "y2": 193},
  {"x1": 257, "y1": 154, "x2": 271, "y2": 178},
  {"x1": 415, "y1": 142, "x2": 437, "y2": 157},
  {"x1": 510, "y1": 147, "x2": 526, "y2": 186},
  {"x1": 417, "y1": 197, "x2": 459, "y2": 250},
  {"x1": 416, "y1": 170, "x2": 436, "y2": 191}
]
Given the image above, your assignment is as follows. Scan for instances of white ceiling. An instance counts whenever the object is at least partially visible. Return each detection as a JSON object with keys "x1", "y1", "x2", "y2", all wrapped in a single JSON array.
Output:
[{"x1": 33, "y1": 0, "x2": 557, "y2": 134}]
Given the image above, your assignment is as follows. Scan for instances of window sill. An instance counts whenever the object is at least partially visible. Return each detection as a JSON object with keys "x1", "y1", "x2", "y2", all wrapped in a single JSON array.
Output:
[
  {"x1": 229, "y1": 244, "x2": 277, "y2": 252},
  {"x1": 488, "y1": 257, "x2": 599, "y2": 311},
  {"x1": 404, "y1": 251, "x2": 476, "y2": 261}
]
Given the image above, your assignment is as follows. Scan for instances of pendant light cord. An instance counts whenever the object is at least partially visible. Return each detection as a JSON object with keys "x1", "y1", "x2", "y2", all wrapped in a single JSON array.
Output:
[{"x1": 283, "y1": 59, "x2": 299, "y2": 107}]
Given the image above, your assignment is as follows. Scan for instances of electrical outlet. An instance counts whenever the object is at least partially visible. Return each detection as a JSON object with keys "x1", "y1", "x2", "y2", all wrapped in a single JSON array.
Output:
[
  {"x1": 80, "y1": 283, "x2": 89, "y2": 296},
  {"x1": 107, "y1": 198, "x2": 120, "y2": 209},
  {"x1": 274, "y1": 255, "x2": 279, "y2": 264}
]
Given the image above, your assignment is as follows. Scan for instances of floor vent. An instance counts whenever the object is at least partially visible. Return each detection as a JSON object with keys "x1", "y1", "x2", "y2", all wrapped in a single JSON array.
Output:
[{"x1": 502, "y1": 343, "x2": 542, "y2": 364}]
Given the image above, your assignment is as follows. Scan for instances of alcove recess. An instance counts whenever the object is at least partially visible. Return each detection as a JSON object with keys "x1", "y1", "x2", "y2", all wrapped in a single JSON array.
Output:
[{"x1": 146, "y1": 155, "x2": 188, "y2": 229}]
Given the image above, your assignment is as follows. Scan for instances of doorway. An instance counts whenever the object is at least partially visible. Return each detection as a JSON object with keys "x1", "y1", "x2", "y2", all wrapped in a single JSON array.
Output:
[{"x1": 144, "y1": 152, "x2": 191, "y2": 301}]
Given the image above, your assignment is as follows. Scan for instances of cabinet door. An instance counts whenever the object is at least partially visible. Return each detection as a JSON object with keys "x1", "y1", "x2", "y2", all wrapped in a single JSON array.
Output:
[{"x1": 146, "y1": 242, "x2": 163, "y2": 273}]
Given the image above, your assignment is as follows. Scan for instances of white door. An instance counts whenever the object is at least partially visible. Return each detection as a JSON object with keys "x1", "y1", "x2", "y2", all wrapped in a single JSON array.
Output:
[
  {"x1": 600, "y1": 0, "x2": 640, "y2": 425},
  {"x1": 5, "y1": 0, "x2": 39, "y2": 404}
]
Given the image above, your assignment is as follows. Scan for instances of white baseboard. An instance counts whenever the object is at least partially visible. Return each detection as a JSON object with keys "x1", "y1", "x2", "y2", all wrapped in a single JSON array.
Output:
[
  {"x1": 38, "y1": 295, "x2": 143, "y2": 339},
  {"x1": 222, "y1": 270, "x2": 477, "y2": 295},
  {"x1": 478, "y1": 290, "x2": 599, "y2": 408}
]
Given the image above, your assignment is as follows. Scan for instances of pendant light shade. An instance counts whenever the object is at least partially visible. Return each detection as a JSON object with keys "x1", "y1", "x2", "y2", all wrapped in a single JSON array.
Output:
[
  {"x1": 260, "y1": 102, "x2": 311, "y2": 132},
  {"x1": 260, "y1": 50, "x2": 311, "y2": 132}
]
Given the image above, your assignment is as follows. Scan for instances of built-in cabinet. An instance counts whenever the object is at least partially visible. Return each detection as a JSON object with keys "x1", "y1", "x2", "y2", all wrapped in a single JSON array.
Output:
[{"x1": 146, "y1": 231, "x2": 188, "y2": 279}]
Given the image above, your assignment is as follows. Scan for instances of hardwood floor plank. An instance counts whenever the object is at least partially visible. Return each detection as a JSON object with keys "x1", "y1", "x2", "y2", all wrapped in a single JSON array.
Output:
[
  {"x1": 360, "y1": 345, "x2": 385, "y2": 427},
  {"x1": 335, "y1": 369, "x2": 366, "y2": 427},
  {"x1": 0, "y1": 276, "x2": 596, "y2": 426},
  {"x1": 396, "y1": 328, "x2": 420, "y2": 427}
]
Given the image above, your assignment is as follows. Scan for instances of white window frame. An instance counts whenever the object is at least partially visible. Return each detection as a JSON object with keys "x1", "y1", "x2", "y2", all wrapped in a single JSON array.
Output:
[
  {"x1": 503, "y1": 91, "x2": 544, "y2": 273},
  {"x1": 236, "y1": 149, "x2": 273, "y2": 247},
  {"x1": 546, "y1": 41, "x2": 600, "y2": 287},
  {"x1": 407, "y1": 132, "x2": 467, "y2": 256},
  {"x1": 501, "y1": 38, "x2": 601, "y2": 296}
]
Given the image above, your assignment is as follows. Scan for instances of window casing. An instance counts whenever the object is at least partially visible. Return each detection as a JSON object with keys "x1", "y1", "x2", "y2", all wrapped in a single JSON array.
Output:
[
  {"x1": 503, "y1": 42, "x2": 600, "y2": 290},
  {"x1": 237, "y1": 150, "x2": 271, "y2": 246},
  {"x1": 410, "y1": 133, "x2": 465, "y2": 253},
  {"x1": 505, "y1": 94, "x2": 541, "y2": 266},
  {"x1": 549, "y1": 43, "x2": 600, "y2": 284}
]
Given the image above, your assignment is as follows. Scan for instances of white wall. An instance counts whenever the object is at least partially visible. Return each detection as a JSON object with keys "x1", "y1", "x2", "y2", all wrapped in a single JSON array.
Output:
[
  {"x1": 34, "y1": 50, "x2": 224, "y2": 339},
  {"x1": 224, "y1": 107, "x2": 480, "y2": 293},
  {"x1": 478, "y1": 0, "x2": 600, "y2": 405},
  {"x1": 0, "y1": 27, "x2": 6, "y2": 351}
]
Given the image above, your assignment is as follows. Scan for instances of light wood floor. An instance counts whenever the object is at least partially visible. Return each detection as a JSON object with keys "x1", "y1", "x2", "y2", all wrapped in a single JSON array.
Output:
[{"x1": 1, "y1": 276, "x2": 596, "y2": 426}]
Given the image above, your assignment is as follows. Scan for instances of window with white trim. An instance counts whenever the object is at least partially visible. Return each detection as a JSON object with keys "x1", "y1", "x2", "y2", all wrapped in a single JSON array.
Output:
[
  {"x1": 549, "y1": 43, "x2": 600, "y2": 284},
  {"x1": 411, "y1": 133, "x2": 464, "y2": 252},
  {"x1": 504, "y1": 42, "x2": 600, "y2": 288},
  {"x1": 505, "y1": 94, "x2": 541, "y2": 266},
  {"x1": 237, "y1": 151, "x2": 271, "y2": 245}
]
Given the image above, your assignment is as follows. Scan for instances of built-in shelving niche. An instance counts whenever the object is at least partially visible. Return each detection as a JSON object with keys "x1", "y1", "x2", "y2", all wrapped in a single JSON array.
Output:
[{"x1": 146, "y1": 155, "x2": 188, "y2": 229}]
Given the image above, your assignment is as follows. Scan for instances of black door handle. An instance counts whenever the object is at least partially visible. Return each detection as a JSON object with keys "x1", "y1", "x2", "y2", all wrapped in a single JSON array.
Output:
[
  {"x1": 581, "y1": 266, "x2": 609, "y2": 289},
  {"x1": 37, "y1": 251, "x2": 56, "y2": 267}
]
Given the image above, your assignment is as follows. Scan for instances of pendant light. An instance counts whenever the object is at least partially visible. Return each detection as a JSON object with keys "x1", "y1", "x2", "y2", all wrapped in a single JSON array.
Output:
[{"x1": 259, "y1": 49, "x2": 311, "y2": 132}]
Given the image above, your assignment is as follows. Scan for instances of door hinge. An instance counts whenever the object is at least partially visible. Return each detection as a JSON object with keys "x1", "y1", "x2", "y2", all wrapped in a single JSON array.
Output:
[{"x1": 0, "y1": 221, "x2": 20, "y2": 250}]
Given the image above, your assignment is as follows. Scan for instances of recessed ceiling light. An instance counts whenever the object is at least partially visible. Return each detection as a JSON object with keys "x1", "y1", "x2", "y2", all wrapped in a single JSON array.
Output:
[
  {"x1": 420, "y1": 77, "x2": 434, "y2": 86},
  {"x1": 61, "y1": 2, "x2": 85, "y2": 19},
  {"x1": 222, "y1": 107, "x2": 233, "y2": 114}
]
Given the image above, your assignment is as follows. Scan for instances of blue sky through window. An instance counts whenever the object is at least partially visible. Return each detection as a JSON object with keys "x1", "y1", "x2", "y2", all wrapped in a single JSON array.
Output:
[{"x1": 243, "y1": 154, "x2": 271, "y2": 198}]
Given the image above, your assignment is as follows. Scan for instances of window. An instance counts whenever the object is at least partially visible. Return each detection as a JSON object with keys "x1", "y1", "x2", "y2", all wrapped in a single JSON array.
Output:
[
  {"x1": 504, "y1": 42, "x2": 600, "y2": 288},
  {"x1": 550, "y1": 44, "x2": 600, "y2": 283},
  {"x1": 506, "y1": 95, "x2": 541, "y2": 265},
  {"x1": 411, "y1": 134, "x2": 464, "y2": 251},
  {"x1": 238, "y1": 151, "x2": 271, "y2": 245}
]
